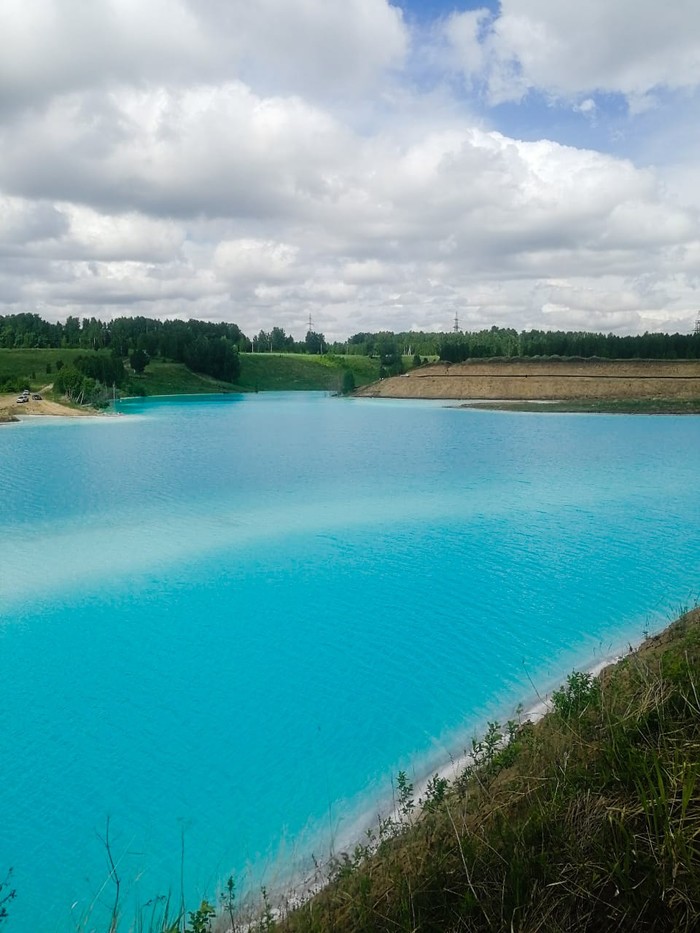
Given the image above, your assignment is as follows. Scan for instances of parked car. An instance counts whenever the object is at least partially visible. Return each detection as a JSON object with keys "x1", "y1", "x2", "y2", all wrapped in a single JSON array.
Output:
[
  {"x1": 16, "y1": 396, "x2": 28, "y2": 403},
  {"x1": 31, "y1": 394, "x2": 42, "y2": 400}
]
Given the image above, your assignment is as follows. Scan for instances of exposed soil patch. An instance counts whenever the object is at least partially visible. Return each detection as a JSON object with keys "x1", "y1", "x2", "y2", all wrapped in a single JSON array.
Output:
[
  {"x1": 355, "y1": 358, "x2": 700, "y2": 403},
  {"x1": 0, "y1": 389, "x2": 102, "y2": 420}
]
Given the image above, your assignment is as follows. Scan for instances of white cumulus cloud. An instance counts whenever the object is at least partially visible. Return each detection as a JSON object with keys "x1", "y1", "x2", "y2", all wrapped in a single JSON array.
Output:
[
  {"x1": 445, "y1": 0, "x2": 700, "y2": 107},
  {"x1": 0, "y1": 0, "x2": 698, "y2": 337}
]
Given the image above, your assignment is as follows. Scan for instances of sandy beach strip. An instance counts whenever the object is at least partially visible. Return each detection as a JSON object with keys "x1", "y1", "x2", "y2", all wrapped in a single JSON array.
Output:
[{"x1": 0, "y1": 390, "x2": 105, "y2": 421}]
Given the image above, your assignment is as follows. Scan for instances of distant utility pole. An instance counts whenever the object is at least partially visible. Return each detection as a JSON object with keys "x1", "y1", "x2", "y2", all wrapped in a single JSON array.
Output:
[
  {"x1": 694, "y1": 314, "x2": 700, "y2": 335},
  {"x1": 453, "y1": 312, "x2": 460, "y2": 333},
  {"x1": 307, "y1": 313, "x2": 314, "y2": 333}
]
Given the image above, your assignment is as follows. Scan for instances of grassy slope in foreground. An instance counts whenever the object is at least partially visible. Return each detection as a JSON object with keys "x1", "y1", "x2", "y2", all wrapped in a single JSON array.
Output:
[{"x1": 272, "y1": 608, "x2": 700, "y2": 933}]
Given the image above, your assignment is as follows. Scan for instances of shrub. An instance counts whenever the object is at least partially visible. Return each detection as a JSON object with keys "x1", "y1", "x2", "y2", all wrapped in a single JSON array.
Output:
[{"x1": 551, "y1": 670, "x2": 600, "y2": 720}]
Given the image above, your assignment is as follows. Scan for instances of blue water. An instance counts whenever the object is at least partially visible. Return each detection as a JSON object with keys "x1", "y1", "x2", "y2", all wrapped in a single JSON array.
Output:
[{"x1": 1, "y1": 393, "x2": 699, "y2": 931}]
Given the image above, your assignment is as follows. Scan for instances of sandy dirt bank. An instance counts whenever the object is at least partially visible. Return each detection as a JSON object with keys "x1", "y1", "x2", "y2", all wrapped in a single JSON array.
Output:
[
  {"x1": 0, "y1": 390, "x2": 103, "y2": 421},
  {"x1": 355, "y1": 358, "x2": 700, "y2": 401}
]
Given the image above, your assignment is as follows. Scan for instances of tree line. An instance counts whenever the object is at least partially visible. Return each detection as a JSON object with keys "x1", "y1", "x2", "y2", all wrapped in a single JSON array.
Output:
[
  {"x1": 0, "y1": 313, "x2": 242, "y2": 384},
  {"x1": 437, "y1": 326, "x2": 700, "y2": 362},
  {"x1": 2, "y1": 313, "x2": 698, "y2": 375},
  {"x1": 52, "y1": 354, "x2": 129, "y2": 405},
  {"x1": 332, "y1": 326, "x2": 700, "y2": 362},
  {"x1": 251, "y1": 327, "x2": 326, "y2": 354}
]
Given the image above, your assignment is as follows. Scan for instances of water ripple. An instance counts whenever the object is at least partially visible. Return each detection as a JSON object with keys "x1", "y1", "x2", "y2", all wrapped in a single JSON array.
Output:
[{"x1": 1, "y1": 397, "x2": 699, "y2": 932}]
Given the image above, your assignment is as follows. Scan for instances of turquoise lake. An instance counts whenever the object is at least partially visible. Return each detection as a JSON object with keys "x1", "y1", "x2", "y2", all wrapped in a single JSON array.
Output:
[{"x1": 1, "y1": 393, "x2": 699, "y2": 931}]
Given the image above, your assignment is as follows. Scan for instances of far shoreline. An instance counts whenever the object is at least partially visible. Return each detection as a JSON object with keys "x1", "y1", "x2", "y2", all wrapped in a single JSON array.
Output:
[
  {"x1": 0, "y1": 393, "x2": 108, "y2": 422},
  {"x1": 457, "y1": 397, "x2": 700, "y2": 415},
  {"x1": 5, "y1": 389, "x2": 700, "y2": 423}
]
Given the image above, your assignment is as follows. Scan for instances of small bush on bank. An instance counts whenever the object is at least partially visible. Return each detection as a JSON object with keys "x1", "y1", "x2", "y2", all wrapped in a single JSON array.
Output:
[{"x1": 273, "y1": 610, "x2": 700, "y2": 933}]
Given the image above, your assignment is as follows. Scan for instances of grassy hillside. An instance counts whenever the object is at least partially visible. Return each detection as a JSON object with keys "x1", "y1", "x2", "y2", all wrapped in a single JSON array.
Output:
[
  {"x1": 236, "y1": 353, "x2": 380, "y2": 391},
  {"x1": 0, "y1": 348, "x2": 381, "y2": 397},
  {"x1": 259, "y1": 608, "x2": 700, "y2": 933},
  {"x1": 0, "y1": 348, "x2": 108, "y2": 389},
  {"x1": 126, "y1": 354, "x2": 381, "y2": 396},
  {"x1": 124, "y1": 361, "x2": 239, "y2": 396}
]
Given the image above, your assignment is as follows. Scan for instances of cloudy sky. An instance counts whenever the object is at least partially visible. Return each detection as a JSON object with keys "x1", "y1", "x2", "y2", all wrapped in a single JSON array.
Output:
[{"x1": 1, "y1": 0, "x2": 699, "y2": 340}]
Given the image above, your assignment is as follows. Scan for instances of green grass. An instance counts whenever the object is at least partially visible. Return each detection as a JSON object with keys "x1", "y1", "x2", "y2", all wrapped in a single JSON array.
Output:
[
  {"x1": 236, "y1": 353, "x2": 380, "y2": 392},
  {"x1": 126, "y1": 355, "x2": 381, "y2": 396},
  {"x1": 264, "y1": 609, "x2": 700, "y2": 933},
  {"x1": 0, "y1": 349, "x2": 382, "y2": 397},
  {"x1": 0, "y1": 348, "x2": 109, "y2": 390},
  {"x1": 124, "y1": 361, "x2": 239, "y2": 397}
]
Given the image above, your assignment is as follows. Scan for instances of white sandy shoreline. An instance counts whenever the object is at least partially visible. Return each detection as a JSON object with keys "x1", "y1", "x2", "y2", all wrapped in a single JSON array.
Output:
[
  {"x1": 239, "y1": 623, "x2": 660, "y2": 921},
  {"x1": 412, "y1": 650, "x2": 626, "y2": 806},
  {"x1": 357, "y1": 645, "x2": 633, "y2": 846}
]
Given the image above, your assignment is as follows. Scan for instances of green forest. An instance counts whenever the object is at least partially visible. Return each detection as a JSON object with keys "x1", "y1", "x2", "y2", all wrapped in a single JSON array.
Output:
[{"x1": 2, "y1": 312, "x2": 699, "y2": 361}]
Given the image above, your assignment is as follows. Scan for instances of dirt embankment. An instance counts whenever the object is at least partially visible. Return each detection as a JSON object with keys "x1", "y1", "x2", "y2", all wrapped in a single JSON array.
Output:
[
  {"x1": 0, "y1": 389, "x2": 102, "y2": 422},
  {"x1": 355, "y1": 358, "x2": 700, "y2": 401}
]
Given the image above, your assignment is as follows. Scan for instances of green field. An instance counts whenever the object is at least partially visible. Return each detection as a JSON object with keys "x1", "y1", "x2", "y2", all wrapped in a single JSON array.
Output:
[
  {"x1": 236, "y1": 353, "x2": 380, "y2": 392},
  {"x1": 124, "y1": 361, "x2": 239, "y2": 397},
  {"x1": 0, "y1": 349, "x2": 382, "y2": 397},
  {"x1": 127, "y1": 354, "x2": 381, "y2": 396},
  {"x1": 0, "y1": 348, "x2": 107, "y2": 390}
]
